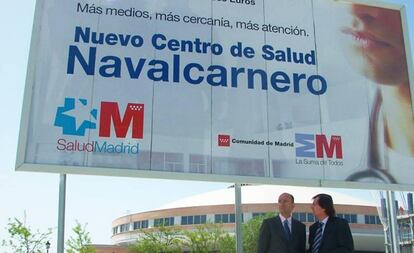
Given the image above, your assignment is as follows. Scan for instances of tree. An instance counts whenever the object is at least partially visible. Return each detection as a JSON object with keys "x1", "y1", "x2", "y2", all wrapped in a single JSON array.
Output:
[
  {"x1": 216, "y1": 232, "x2": 236, "y2": 253},
  {"x1": 66, "y1": 220, "x2": 96, "y2": 253},
  {"x1": 128, "y1": 225, "x2": 182, "y2": 253},
  {"x1": 127, "y1": 214, "x2": 276, "y2": 253},
  {"x1": 242, "y1": 213, "x2": 275, "y2": 253},
  {"x1": 2, "y1": 217, "x2": 52, "y2": 253},
  {"x1": 183, "y1": 223, "x2": 235, "y2": 253}
]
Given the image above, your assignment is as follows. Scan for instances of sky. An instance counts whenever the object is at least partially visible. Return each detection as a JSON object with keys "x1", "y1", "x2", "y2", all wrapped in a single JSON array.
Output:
[{"x1": 1, "y1": 0, "x2": 413, "y2": 252}]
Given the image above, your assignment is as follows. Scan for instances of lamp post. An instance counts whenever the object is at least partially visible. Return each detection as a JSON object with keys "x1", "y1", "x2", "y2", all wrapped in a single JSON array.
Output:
[{"x1": 46, "y1": 241, "x2": 50, "y2": 253}]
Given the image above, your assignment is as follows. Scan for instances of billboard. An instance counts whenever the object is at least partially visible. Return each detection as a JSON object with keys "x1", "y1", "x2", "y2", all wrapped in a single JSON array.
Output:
[{"x1": 17, "y1": 0, "x2": 414, "y2": 190}]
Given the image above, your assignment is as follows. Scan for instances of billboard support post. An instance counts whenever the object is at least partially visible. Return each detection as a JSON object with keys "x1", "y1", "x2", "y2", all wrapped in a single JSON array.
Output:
[
  {"x1": 57, "y1": 174, "x2": 66, "y2": 253},
  {"x1": 235, "y1": 183, "x2": 243, "y2": 253},
  {"x1": 387, "y1": 191, "x2": 400, "y2": 253}
]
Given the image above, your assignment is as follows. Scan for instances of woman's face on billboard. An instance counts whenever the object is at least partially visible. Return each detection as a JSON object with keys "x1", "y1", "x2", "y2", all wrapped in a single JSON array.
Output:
[{"x1": 341, "y1": 4, "x2": 408, "y2": 85}]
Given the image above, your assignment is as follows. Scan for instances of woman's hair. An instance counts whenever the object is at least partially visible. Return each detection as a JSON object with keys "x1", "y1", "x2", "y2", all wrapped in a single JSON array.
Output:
[{"x1": 313, "y1": 193, "x2": 336, "y2": 217}]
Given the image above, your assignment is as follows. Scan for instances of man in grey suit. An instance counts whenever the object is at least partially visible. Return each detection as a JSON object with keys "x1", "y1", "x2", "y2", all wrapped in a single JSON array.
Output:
[{"x1": 257, "y1": 193, "x2": 306, "y2": 253}]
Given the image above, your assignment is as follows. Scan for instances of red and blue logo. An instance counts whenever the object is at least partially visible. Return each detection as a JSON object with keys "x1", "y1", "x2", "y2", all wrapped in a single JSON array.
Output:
[
  {"x1": 54, "y1": 97, "x2": 144, "y2": 154},
  {"x1": 54, "y1": 97, "x2": 144, "y2": 139},
  {"x1": 295, "y1": 133, "x2": 343, "y2": 159}
]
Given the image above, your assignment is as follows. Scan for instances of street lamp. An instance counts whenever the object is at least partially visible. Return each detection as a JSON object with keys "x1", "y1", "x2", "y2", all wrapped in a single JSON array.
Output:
[{"x1": 45, "y1": 241, "x2": 50, "y2": 253}]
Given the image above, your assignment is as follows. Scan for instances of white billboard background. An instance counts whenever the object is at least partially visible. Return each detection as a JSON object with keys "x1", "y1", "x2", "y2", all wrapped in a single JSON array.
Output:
[{"x1": 17, "y1": 0, "x2": 414, "y2": 190}]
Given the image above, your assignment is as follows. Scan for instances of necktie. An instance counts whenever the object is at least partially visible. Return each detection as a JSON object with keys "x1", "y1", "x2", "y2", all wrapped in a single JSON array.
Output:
[
  {"x1": 283, "y1": 219, "x2": 291, "y2": 240},
  {"x1": 311, "y1": 222, "x2": 323, "y2": 253}
]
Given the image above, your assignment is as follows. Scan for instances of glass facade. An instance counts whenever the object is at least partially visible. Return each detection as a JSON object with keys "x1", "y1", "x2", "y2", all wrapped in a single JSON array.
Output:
[
  {"x1": 154, "y1": 217, "x2": 175, "y2": 227},
  {"x1": 133, "y1": 220, "x2": 149, "y2": 230},
  {"x1": 119, "y1": 223, "x2": 129, "y2": 233},
  {"x1": 214, "y1": 213, "x2": 243, "y2": 223},
  {"x1": 181, "y1": 215, "x2": 207, "y2": 225},
  {"x1": 365, "y1": 215, "x2": 381, "y2": 225},
  {"x1": 337, "y1": 213, "x2": 358, "y2": 224}
]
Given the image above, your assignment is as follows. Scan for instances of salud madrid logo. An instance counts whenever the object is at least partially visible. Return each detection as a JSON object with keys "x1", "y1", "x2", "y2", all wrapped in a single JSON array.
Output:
[{"x1": 54, "y1": 97, "x2": 144, "y2": 155}]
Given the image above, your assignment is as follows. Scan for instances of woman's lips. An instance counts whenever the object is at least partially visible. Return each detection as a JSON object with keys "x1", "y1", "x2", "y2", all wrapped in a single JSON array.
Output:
[{"x1": 341, "y1": 28, "x2": 391, "y2": 49}]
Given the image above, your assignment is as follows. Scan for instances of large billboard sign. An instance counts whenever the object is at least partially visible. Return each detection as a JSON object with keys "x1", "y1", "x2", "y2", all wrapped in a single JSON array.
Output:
[{"x1": 17, "y1": 0, "x2": 414, "y2": 190}]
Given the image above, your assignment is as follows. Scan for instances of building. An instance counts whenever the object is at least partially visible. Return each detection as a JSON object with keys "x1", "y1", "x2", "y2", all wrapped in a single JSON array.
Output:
[
  {"x1": 398, "y1": 213, "x2": 414, "y2": 253},
  {"x1": 106, "y1": 185, "x2": 386, "y2": 252}
]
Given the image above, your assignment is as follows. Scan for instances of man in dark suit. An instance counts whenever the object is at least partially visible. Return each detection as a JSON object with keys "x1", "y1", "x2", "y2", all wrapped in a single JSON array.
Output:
[
  {"x1": 308, "y1": 193, "x2": 354, "y2": 253},
  {"x1": 257, "y1": 193, "x2": 306, "y2": 253}
]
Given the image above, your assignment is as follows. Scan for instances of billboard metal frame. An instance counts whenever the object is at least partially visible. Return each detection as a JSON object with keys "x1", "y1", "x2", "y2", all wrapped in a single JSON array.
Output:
[{"x1": 16, "y1": 0, "x2": 414, "y2": 191}]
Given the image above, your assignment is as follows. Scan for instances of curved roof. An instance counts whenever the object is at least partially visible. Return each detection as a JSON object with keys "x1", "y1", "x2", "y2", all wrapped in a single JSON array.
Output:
[{"x1": 157, "y1": 185, "x2": 377, "y2": 210}]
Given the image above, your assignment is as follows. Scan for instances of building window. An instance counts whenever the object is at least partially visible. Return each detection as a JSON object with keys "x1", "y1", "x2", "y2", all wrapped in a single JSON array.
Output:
[
  {"x1": 351, "y1": 214, "x2": 357, "y2": 224},
  {"x1": 293, "y1": 212, "x2": 308, "y2": 222},
  {"x1": 194, "y1": 215, "x2": 201, "y2": 224},
  {"x1": 142, "y1": 220, "x2": 149, "y2": 228},
  {"x1": 182, "y1": 216, "x2": 188, "y2": 225},
  {"x1": 154, "y1": 217, "x2": 174, "y2": 227},
  {"x1": 293, "y1": 212, "x2": 319, "y2": 223},
  {"x1": 307, "y1": 213, "x2": 315, "y2": 223},
  {"x1": 133, "y1": 220, "x2": 149, "y2": 230},
  {"x1": 119, "y1": 223, "x2": 129, "y2": 233},
  {"x1": 337, "y1": 213, "x2": 358, "y2": 224},
  {"x1": 252, "y1": 212, "x2": 266, "y2": 218},
  {"x1": 166, "y1": 217, "x2": 174, "y2": 226},
  {"x1": 215, "y1": 214, "x2": 222, "y2": 224},
  {"x1": 134, "y1": 221, "x2": 141, "y2": 230},
  {"x1": 299, "y1": 213, "x2": 306, "y2": 222},
  {"x1": 222, "y1": 214, "x2": 229, "y2": 223},
  {"x1": 230, "y1": 214, "x2": 235, "y2": 223},
  {"x1": 214, "y1": 214, "x2": 243, "y2": 224},
  {"x1": 113, "y1": 227, "x2": 118, "y2": 235},
  {"x1": 181, "y1": 215, "x2": 207, "y2": 225},
  {"x1": 365, "y1": 215, "x2": 381, "y2": 225}
]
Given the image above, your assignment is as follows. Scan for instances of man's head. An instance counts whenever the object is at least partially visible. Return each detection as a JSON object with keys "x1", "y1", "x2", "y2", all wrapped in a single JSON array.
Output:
[
  {"x1": 311, "y1": 194, "x2": 336, "y2": 220},
  {"x1": 278, "y1": 193, "x2": 295, "y2": 218}
]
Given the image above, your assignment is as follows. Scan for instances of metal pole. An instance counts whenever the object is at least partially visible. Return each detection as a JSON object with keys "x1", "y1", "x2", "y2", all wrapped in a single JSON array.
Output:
[
  {"x1": 57, "y1": 174, "x2": 67, "y2": 253},
  {"x1": 380, "y1": 197, "x2": 390, "y2": 253},
  {"x1": 235, "y1": 183, "x2": 243, "y2": 253},
  {"x1": 385, "y1": 192, "x2": 394, "y2": 253},
  {"x1": 383, "y1": 229, "x2": 389, "y2": 253},
  {"x1": 410, "y1": 215, "x2": 414, "y2": 253},
  {"x1": 387, "y1": 191, "x2": 400, "y2": 253}
]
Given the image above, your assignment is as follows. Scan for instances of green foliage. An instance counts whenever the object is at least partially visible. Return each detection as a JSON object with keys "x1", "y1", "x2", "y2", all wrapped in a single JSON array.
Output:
[
  {"x1": 1, "y1": 217, "x2": 52, "y2": 253},
  {"x1": 127, "y1": 213, "x2": 276, "y2": 253},
  {"x1": 242, "y1": 213, "x2": 275, "y2": 253},
  {"x1": 128, "y1": 225, "x2": 182, "y2": 253},
  {"x1": 182, "y1": 223, "x2": 235, "y2": 253},
  {"x1": 216, "y1": 232, "x2": 236, "y2": 253},
  {"x1": 128, "y1": 223, "x2": 236, "y2": 253},
  {"x1": 66, "y1": 220, "x2": 96, "y2": 253}
]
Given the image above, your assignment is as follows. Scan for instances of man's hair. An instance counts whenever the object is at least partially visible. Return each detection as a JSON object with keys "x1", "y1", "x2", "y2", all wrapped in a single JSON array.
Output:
[
  {"x1": 280, "y1": 193, "x2": 295, "y2": 203},
  {"x1": 313, "y1": 193, "x2": 336, "y2": 217}
]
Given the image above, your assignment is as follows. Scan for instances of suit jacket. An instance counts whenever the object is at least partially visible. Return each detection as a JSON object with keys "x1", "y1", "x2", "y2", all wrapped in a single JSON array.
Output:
[
  {"x1": 308, "y1": 216, "x2": 354, "y2": 253},
  {"x1": 257, "y1": 216, "x2": 306, "y2": 253}
]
